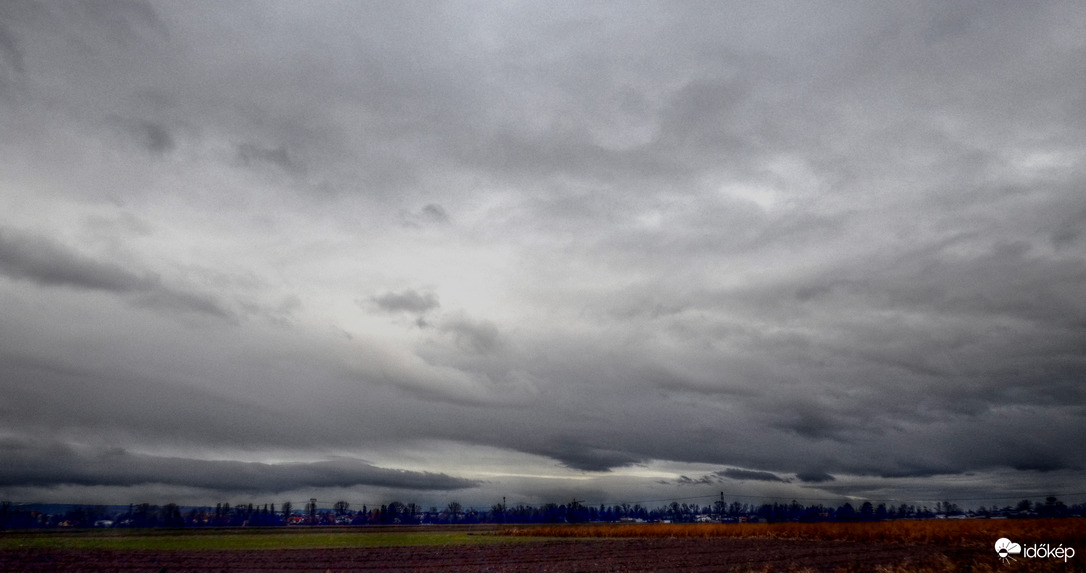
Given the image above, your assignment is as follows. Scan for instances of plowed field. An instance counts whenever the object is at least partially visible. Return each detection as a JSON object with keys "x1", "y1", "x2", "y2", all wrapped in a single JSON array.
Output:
[{"x1": 0, "y1": 537, "x2": 989, "y2": 572}]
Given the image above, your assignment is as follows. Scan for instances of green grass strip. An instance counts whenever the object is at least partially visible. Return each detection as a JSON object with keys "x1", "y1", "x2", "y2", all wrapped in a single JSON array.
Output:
[{"x1": 0, "y1": 530, "x2": 539, "y2": 551}]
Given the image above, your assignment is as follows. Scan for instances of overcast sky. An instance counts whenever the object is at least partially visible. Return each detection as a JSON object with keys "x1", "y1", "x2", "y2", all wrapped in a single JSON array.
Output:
[{"x1": 2, "y1": 0, "x2": 1085, "y2": 511}]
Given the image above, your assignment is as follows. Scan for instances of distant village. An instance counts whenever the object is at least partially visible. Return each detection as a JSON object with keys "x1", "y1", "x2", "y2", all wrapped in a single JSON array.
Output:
[{"x1": 2, "y1": 496, "x2": 1081, "y2": 529}]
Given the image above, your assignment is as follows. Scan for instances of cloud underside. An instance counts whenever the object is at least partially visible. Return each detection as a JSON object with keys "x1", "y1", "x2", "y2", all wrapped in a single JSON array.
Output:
[
  {"x1": 371, "y1": 289, "x2": 440, "y2": 314},
  {"x1": 0, "y1": 439, "x2": 477, "y2": 493},
  {"x1": 672, "y1": 469, "x2": 787, "y2": 486},
  {"x1": 796, "y1": 471, "x2": 836, "y2": 484},
  {"x1": 720, "y1": 469, "x2": 787, "y2": 482},
  {"x1": 0, "y1": 227, "x2": 229, "y2": 317}
]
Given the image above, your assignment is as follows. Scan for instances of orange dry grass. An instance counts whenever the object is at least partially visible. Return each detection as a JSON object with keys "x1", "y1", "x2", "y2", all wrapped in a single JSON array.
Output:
[{"x1": 501, "y1": 519, "x2": 1085, "y2": 548}]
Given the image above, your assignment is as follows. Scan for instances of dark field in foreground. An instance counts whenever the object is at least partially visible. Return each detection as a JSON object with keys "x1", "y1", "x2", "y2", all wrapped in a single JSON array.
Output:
[
  {"x1": 0, "y1": 537, "x2": 987, "y2": 572},
  {"x1": 1, "y1": 520, "x2": 1082, "y2": 572}
]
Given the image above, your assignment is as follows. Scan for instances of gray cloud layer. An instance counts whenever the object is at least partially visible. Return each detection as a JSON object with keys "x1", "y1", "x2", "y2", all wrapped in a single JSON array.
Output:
[
  {"x1": 371, "y1": 289, "x2": 440, "y2": 314},
  {"x1": 0, "y1": 438, "x2": 477, "y2": 493},
  {"x1": 0, "y1": 227, "x2": 229, "y2": 317},
  {"x1": 1, "y1": 0, "x2": 1084, "y2": 506}
]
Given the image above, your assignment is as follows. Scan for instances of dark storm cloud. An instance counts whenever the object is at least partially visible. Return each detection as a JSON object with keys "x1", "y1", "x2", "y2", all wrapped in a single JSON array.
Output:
[
  {"x1": 545, "y1": 447, "x2": 644, "y2": 473},
  {"x1": 0, "y1": 438, "x2": 477, "y2": 493},
  {"x1": 814, "y1": 239, "x2": 1086, "y2": 329},
  {"x1": 769, "y1": 406, "x2": 854, "y2": 443},
  {"x1": 371, "y1": 289, "x2": 440, "y2": 314},
  {"x1": 0, "y1": 350, "x2": 296, "y2": 449},
  {"x1": 718, "y1": 469, "x2": 788, "y2": 483},
  {"x1": 796, "y1": 471, "x2": 835, "y2": 484},
  {"x1": 0, "y1": 227, "x2": 152, "y2": 292},
  {"x1": 668, "y1": 469, "x2": 791, "y2": 486},
  {"x1": 0, "y1": 227, "x2": 229, "y2": 318},
  {"x1": 672, "y1": 475, "x2": 716, "y2": 486}
]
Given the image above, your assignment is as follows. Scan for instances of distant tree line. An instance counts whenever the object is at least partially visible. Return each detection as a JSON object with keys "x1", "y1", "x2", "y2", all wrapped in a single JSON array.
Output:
[{"x1": 1, "y1": 496, "x2": 1081, "y2": 530}]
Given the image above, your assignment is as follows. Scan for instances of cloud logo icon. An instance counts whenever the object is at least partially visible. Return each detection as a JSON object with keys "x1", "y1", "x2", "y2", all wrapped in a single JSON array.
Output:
[{"x1": 995, "y1": 538, "x2": 1022, "y2": 562}]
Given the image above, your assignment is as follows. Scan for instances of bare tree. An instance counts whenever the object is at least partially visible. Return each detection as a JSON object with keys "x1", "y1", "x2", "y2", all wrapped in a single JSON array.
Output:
[{"x1": 446, "y1": 501, "x2": 462, "y2": 523}]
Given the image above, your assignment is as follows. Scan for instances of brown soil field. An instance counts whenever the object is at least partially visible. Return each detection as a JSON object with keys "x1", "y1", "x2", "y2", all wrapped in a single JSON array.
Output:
[
  {"x1": 3, "y1": 520, "x2": 1082, "y2": 572},
  {"x1": 0, "y1": 537, "x2": 1029, "y2": 572},
  {"x1": 504, "y1": 518, "x2": 1085, "y2": 546}
]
